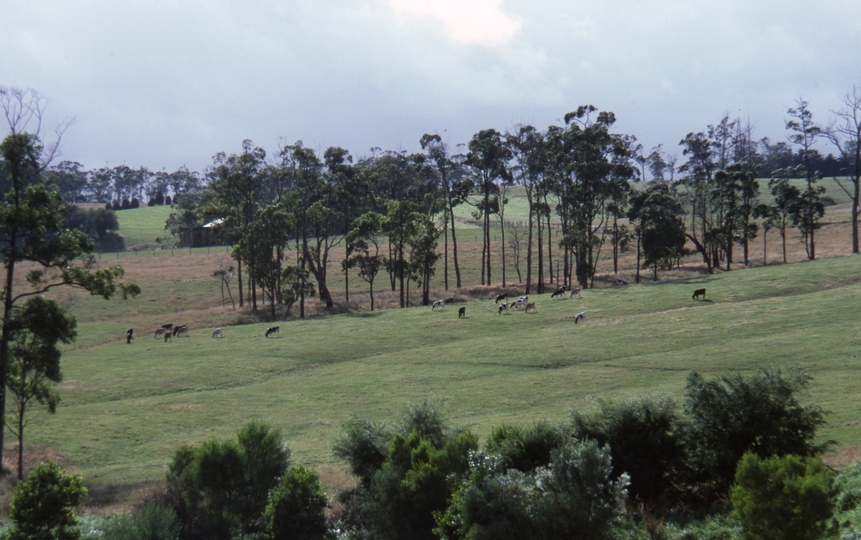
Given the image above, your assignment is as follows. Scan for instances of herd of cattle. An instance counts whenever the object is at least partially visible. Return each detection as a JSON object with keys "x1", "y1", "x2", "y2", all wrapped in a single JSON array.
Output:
[
  {"x1": 124, "y1": 284, "x2": 707, "y2": 343},
  {"x1": 430, "y1": 285, "x2": 587, "y2": 322}
]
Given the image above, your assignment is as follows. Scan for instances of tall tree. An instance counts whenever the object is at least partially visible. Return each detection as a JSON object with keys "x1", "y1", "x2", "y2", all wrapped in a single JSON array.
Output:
[
  {"x1": 786, "y1": 99, "x2": 825, "y2": 260},
  {"x1": 420, "y1": 134, "x2": 466, "y2": 289},
  {"x1": 6, "y1": 297, "x2": 76, "y2": 480},
  {"x1": 345, "y1": 212, "x2": 386, "y2": 311},
  {"x1": 0, "y1": 87, "x2": 140, "y2": 472},
  {"x1": 825, "y1": 85, "x2": 861, "y2": 254},
  {"x1": 466, "y1": 129, "x2": 510, "y2": 286},
  {"x1": 507, "y1": 125, "x2": 544, "y2": 294},
  {"x1": 206, "y1": 140, "x2": 270, "y2": 311}
]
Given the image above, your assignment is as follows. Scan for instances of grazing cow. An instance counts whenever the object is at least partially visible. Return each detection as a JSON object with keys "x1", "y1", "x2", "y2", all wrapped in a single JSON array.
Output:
[
  {"x1": 164, "y1": 331, "x2": 172, "y2": 342},
  {"x1": 174, "y1": 325, "x2": 189, "y2": 337},
  {"x1": 525, "y1": 302, "x2": 537, "y2": 313},
  {"x1": 498, "y1": 302, "x2": 509, "y2": 315},
  {"x1": 550, "y1": 287, "x2": 567, "y2": 299},
  {"x1": 126, "y1": 328, "x2": 134, "y2": 344},
  {"x1": 570, "y1": 286, "x2": 582, "y2": 299},
  {"x1": 617, "y1": 279, "x2": 627, "y2": 286},
  {"x1": 692, "y1": 288, "x2": 706, "y2": 300},
  {"x1": 495, "y1": 293, "x2": 508, "y2": 304},
  {"x1": 154, "y1": 327, "x2": 167, "y2": 339},
  {"x1": 458, "y1": 307, "x2": 466, "y2": 319},
  {"x1": 432, "y1": 299, "x2": 446, "y2": 311},
  {"x1": 212, "y1": 327, "x2": 224, "y2": 338},
  {"x1": 513, "y1": 296, "x2": 529, "y2": 310},
  {"x1": 161, "y1": 323, "x2": 173, "y2": 331},
  {"x1": 574, "y1": 311, "x2": 587, "y2": 324},
  {"x1": 265, "y1": 326, "x2": 280, "y2": 338}
]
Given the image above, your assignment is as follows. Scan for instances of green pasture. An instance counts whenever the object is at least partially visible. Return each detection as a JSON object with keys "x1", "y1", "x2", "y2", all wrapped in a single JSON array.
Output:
[
  {"x1": 112, "y1": 205, "x2": 174, "y2": 250},
  {"x1": 27, "y1": 254, "x2": 861, "y2": 490}
]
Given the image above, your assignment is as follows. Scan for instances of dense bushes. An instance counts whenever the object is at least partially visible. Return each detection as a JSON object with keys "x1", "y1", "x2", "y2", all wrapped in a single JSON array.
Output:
[
  {"x1": 684, "y1": 368, "x2": 832, "y2": 498},
  {"x1": 167, "y1": 421, "x2": 326, "y2": 540},
  {"x1": 8, "y1": 461, "x2": 87, "y2": 540},
  {"x1": 22, "y1": 367, "x2": 839, "y2": 539},
  {"x1": 731, "y1": 452, "x2": 836, "y2": 540}
]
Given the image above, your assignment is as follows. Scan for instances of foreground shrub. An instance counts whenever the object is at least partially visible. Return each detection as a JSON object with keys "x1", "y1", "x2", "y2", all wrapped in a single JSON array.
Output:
[
  {"x1": 100, "y1": 502, "x2": 181, "y2": 540},
  {"x1": 572, "y1": 394, "x2": 685, "y2": 508},
  {"x1": 334, "y1": 398, "x2": 477, "y2": 540},
  {"x1": 166, "y1": 420, "x2": 290, "y2": 540},
  {"x1": 731, "y1": 452, "x2": 835, "y2": 540},
  {"x1": 437, "y1": 440, "x2": 628, "y2": 540},
  {"x1": 8, "y1": 461, "x2": 87, "y2": 540},
  {"x1": 263, "y1": 466, "x2": 333, "y2": 540},
  {"x1": 684, "y1": 368, "x2": 832, "y2": 498}
]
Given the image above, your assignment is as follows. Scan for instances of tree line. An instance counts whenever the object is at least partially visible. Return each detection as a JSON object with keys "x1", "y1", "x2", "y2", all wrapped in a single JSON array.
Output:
[{"x1": 156, "y1": 93, "x2": 861, "y2": 317}]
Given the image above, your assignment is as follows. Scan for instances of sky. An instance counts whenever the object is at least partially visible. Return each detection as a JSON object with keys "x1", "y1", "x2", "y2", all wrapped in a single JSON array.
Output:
[{"x1": 2, "y1": 0, "x2": 861, "y2": 174}]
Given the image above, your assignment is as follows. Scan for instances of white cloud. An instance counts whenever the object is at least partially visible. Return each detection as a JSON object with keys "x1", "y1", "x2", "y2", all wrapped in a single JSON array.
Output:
[{"x1": 387, "y1": 0, "x2": 521, "y2": 45}]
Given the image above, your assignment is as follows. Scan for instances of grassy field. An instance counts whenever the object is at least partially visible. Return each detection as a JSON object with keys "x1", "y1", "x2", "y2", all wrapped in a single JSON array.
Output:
[{"x1": 3, "y1": 190, "x2": 860, "y2": 513}]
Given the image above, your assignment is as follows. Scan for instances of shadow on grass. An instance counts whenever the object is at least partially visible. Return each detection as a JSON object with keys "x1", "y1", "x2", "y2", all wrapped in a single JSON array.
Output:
[{"x1": 94, "y1": 232, "x2": 126, "y2": 253}]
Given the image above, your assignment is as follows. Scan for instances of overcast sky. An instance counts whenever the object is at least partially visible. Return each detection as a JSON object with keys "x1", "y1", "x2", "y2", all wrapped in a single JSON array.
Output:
[{"x1": 3, "y1": 0, "x2": 860, "y2": 173}]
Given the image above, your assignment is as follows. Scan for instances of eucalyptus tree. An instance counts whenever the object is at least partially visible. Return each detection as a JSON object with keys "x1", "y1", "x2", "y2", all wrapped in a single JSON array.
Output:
[
  {"x1": 278, "y1": 141, "x2": 332, "y2": 312},
  {"x1": 420, "y1": 133, "x2": 467, "y2": 289},
  {"x1": 629, "y1": 183, "x2": 686, "y2": 281},
  {"x1": 0, "y1": 88, "x2": 140, "y2": 470},
  {"x1": 205, "y1": 140, "x2": 270, "y2": 310},
  {"x1": 786, "y1": 99, "x2": 825, "y2": 260},
  {"x1": 677, "y1": 131, "x2": 718, "y2": 271},
  {"x1": 506, "y1": 125, "x2": 545, "y2": 294},
  {"x1": 825, "y1": 85, "x2": 861, "y2": 254},
  {"x1": 466, "y1": 129, "x2": 511, "y2": 286},
  {"x1": 6, "y1": 297, "x2": 76, "y2": 480},
  {"x1": 381, "y1": 199, "x2": 422, "y2": 308},
  {"x1": 345, "y1": 212, "x2": 386, "y2": 310},
  {"x1": 408, "y1": 212, "x2": 440, "y2": 306},
  {"x1": 247, "y1": 203, "x2": 294, "y2": 319},
  {"x1": 44, "y1": 161, "x2": 88, "y2": 203},
  {"x1": 556, "y1": 106, "x2": 636, "y2": 288},
  {"x1": 711, "y1": 163, "x2": 759, "y2": 271},
  {"x1": 767, "y1": 172, "x2": 802, "y2": 263},
  {"x1": 324, "y1": 146, "x2": 367, "y2": 301}
]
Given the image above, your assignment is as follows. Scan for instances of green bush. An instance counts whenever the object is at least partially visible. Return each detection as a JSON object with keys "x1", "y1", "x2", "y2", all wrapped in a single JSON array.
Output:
[
  {"x1": 8, "y1": 461, "x2": 87, "y2": 540},
  {"x1": 731, "y1": 452, "x2": 836, "y2": 540},
  {"x1": 263, "y1": 466, "x2": 333, "y2": 540},
  {"x1": 684, "y1": 368, "x2": 832, "y2": 498},
  {"x1": 166, "y1": 420, "x2": 290, "y2": 540},
  {"x1": 334, "y1": 398, "x2": 477, "y2": 540},
  {"x1": 99, "y1": 503, "x2": 181, "y2": 540},
  {"x1": 437, "y1": 440, "x2": 628, "y2": 540},
  {"x1": 572, "y1": 395, "x2": 685, "y2": 507},
  {"x1": 485, "y1": 421, "x2": 569, "y2": 473}
]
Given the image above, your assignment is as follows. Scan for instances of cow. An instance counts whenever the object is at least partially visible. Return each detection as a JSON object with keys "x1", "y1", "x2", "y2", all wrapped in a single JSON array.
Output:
[
  {"x1": 550, "y1": 287, "x2": 567, "y2": 299},
  {"x1": 525, "y1": 302, "x2": 537, "y2": 313},
  {"x1": 513, "y1": 296, "x2": 529, "y2": 310},
  {"x1": 161, "y1": 323, "x2": 173, "y2": 331},
  {"x1": 458, "y1": 307, "x2": 466, "y2": 319},
  {"x1": 693, "y1": 288, "x2": 706, "y2": 300},
  {"x1": 570, "y1": 286, "x2": 582, "y2": 299},
  {"x1": 495, "y1": 293, "x2": 508, "y2": 304},
  {"x1": 174, "y1": 325, "x2": 189, "y2": 337},
  {"x1": 164, "y1": 331, "x2": 172, "y2": 342},
  {"x1": 265, "y1": 326, "x2": 280, "y2": 338},
  {"x1": 574, "y1": 311, "x2": 587, "y2": 324},
  {"x1": 617, "y1": 279, "x2": 627, "y2": 286},
  {"x1": 126, "y1": 328, "x2": 134, "y2": 344},
  {"x1": 498, "y1": 302, "x2": 509, "y2": 315},
  {"x1": 432, "y1": 299, "x2": 446, "y2": 311},
  {"x1": 212, "y1": 327, "x2": 224, "y2": 338},
  {"x1": 154, "y1": 327, "x2": 167, "y2": 339}
]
